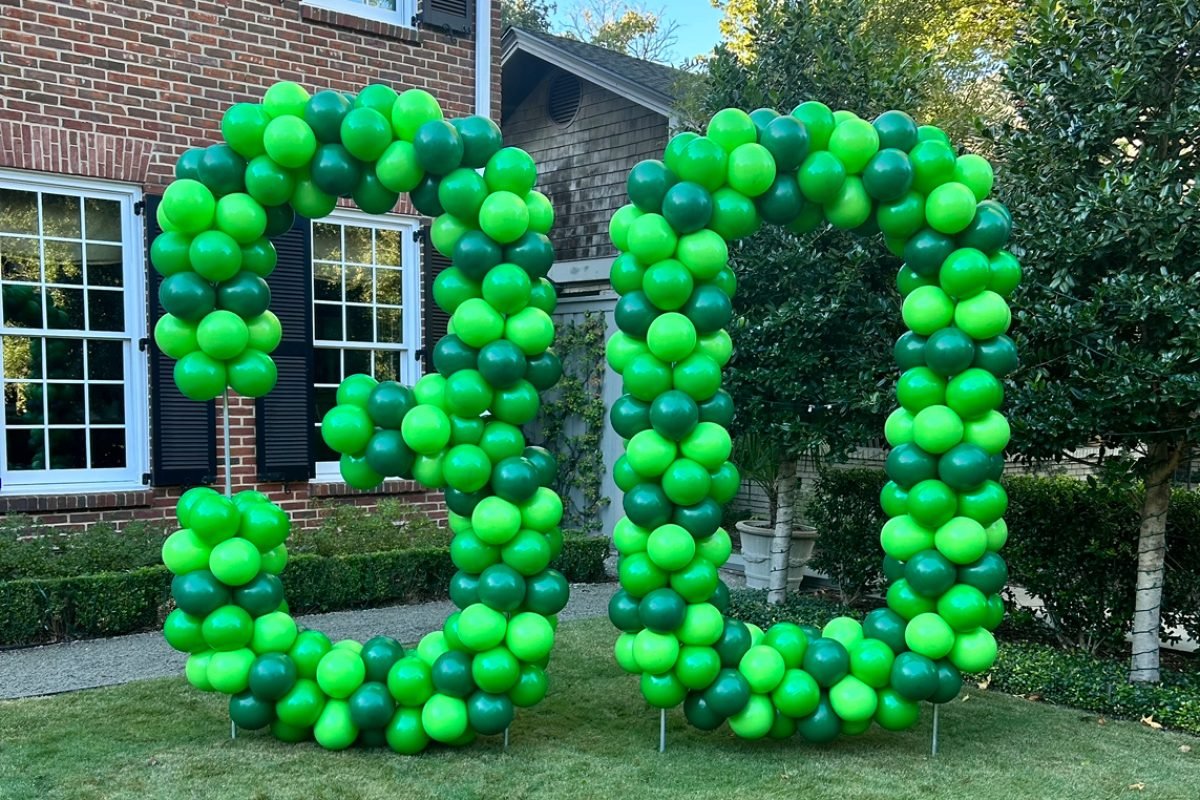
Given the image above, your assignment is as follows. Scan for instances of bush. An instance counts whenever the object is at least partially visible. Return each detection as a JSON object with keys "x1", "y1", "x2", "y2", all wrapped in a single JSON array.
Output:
[
  {"x1": 728, "y1": 588, "x2": 855, "y2": 630},
  {"x1": 290, "y1": 499, "x2": 449, "y2": 556},
  {"x1": 0, "y1": 518, "x2": 169, "y2": 581},
  {"x1": 805, "y1": 468, "x2": 888, "y2": 604}
]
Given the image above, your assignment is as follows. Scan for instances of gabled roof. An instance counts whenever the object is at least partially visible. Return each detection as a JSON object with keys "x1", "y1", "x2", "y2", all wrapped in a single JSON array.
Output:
[{"x1": 501, "y1": 26, "x2": 679, "y2": 118}]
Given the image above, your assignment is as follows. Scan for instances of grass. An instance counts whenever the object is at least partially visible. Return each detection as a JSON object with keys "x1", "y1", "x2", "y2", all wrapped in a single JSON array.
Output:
[{"x1": 1, "y1": 619, "x2": 1197, "y2": 800}]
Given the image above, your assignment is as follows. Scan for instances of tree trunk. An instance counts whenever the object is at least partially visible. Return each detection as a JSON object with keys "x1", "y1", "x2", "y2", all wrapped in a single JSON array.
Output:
[
  {"x1": 1129, "y1": 438, "x2": 1185, "y2": 683},
  {"x1": 767, "y1": 460, "x2": 798, "y2": 605}
]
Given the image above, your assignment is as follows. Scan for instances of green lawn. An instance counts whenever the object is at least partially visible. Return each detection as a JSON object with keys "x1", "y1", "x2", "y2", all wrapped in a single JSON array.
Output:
[{"x1": 1, "y1": 618, "x2": 1197, "y2": 800}]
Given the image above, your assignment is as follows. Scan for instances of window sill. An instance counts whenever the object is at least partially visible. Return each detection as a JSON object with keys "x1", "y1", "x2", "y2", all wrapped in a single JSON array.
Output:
[
  {"x1": 300, "y1": 4, "x2": 422, "y2": 44},
  {"x1": 0, "y1": 489, "x2": 153, "y2": 514},
  {"x1": 309, "y1": 478, "x2": 431, "y2": 498}
]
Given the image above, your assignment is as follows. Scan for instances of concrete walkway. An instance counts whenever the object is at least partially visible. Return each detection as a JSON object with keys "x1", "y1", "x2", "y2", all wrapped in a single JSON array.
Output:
[{"x1": 0, "y1": 582, "x2": 617, "y2": 700}]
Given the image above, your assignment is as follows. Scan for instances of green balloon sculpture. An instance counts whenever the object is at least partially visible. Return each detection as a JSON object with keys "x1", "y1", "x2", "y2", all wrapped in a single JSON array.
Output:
[
  {"x1": 157, "y1": 82, "x2": 567, "y2": 753},
  {"x1": 607, "y1": 104, "x2": 1016, "y2": 741}
]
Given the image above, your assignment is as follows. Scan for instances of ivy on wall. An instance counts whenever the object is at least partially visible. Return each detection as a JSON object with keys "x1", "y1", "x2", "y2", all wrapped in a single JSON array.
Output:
[{"x1": 539, "y1": 312, "x2": 609, "y2": 536}]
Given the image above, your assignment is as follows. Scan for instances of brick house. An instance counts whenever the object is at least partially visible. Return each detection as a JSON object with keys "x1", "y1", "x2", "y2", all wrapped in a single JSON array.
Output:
[{"x1": 0, "y1": 0, "x2": 498, "y2": 531}]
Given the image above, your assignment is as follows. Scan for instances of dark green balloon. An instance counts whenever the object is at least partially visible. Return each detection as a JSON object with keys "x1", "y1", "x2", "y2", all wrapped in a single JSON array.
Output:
[
  {"x1": 175, "y1": 148, "x2": 205, "y2": 181},
  {"x1": 217, "y1": 271, "x2": 271, "y2": 318},
  {"x1": 756, "y1": 173, "x2": 805, "y2": 226},
  {"x1": 159, "y1": 272, "x2": 215, "y2": 322},
  {"x1": 697, "y1": 390, "x2": 734, "y2": 427},
  {"x1": 367, "y1": 381, "x2": 415, "y2": 429},
  {"x1": 454, "y1": 230, "x2": 503, "y2": 281},
  {"x1": 608, "y1": 588, "x2": 643, "y2": 632},
  {"x1": 431, "y1": 650, "x2": 476, "y2": 698},
  {"x1": 311, "y1": 144, "x2": 362, "y2": 197},
  {"x1": 615, "y1": 291, "x2": 657, "y2": 338},
  {"x1": 263, "y1": 204, "x2": 295, "y2": 238},
  {"x1": 623, "y1": 482, "x2": 672, "y2": 529},
  {"x1": 957, "y1": 200, "x2": 1011, "y2": 252},
  {"x1": 873, "y1": 110, "x2": 919, "y2": 151},
  {"x1": 171, "y1": 569, "x2": 230, "y2": 617},
  {"x1": 638, "y1": 587, "x2": 687, "y2": 633},
  {"x1": 882, "y1": 554, "x2": 906, "y2": 583},
  {"x1": 682, "y1": 284, "x2": 732, "y2": 334},
  {"x1": 795, "y1": 697, "x2": 842, "y2": 742},
  {"x1": 683, "y1": 692, "x2": 725, "y2": 730},
  {"x1": 862, "y1": 608, "x2": 907, "y2": 654},
  {"x1": 802, "y1": 638, "x2": 850, "y2": 688},
  {"x1": 410, "y1": 175, "x2": 444, "y2": 216},
  {"x1": 661, "y1": 181, "x2": 713, "y2": 234},
  {"x1": 704, "y1": 667, "x2": 751, "y2": 716},
  {"x1": 627, "y1": 159, "x2": 677, "y2": 213},
  {"x1": 434, "y1": 334, "x2": 480, "y2": 376},
  {"x1": 365, "y1": 429, "x2": 415, "y2": 478},
  {"x1": 714, "y1": 618, "x2": 752, "y2": 667},
  {"x1": 467, "y1": 691, "x2": 514, "y2": 735},
  {"x1": 304, "y1": 90, "x2": 353, "y2": 143},
  {"x1": 891, "y1": 651, "x2": 939, "y2": 701},
  {"x1": 450, "y1": 570, "x2": 481, "y2": 609},
  {"x1": 525, "y1": 351, "x2": 563, "y2": 391},
  {"x1": 230, "y1": 690, "x2": 274, "y2": 729},
  {"x1": 478, "y1": 339, "x2": 528, "y2": 388},
  {"x1": 199, "y1": 144, "x2": 246, "y2": 196},
  {"x1": 894, "y1": 332, "x2": 927, "y2": 370},
  {"x1": 749, "y1": 107, "x2": 780, "y2": 131},
  {"x1": 760, "y1": 115, "x2": 809, "y2": 171},
  {"x1": 349, "y1": 682, "x2": 395, "y2": 729},
  {"x1": 672, "y1": 497, "x2": 722, "y2": 539},
  {"x1": 233, "y1": 572, "x2": 284, "y2": 617},
  {"x1": 453, "y1": 115, "x2": 503, "y2": 169},
  {"x1": 938, "y1": 442, "x2": 992, "y2": 491},
  {"x1": 862, "y1": 148, "x2": 914, "y2": 202},
  {"x1": 413, "y1": 120, "x2": 463, "y2": 176},
  {"x1": 649, "y1": 390, "x2": 698, "y2": 441},
  {"x1": 931, "y1": 660, "x2": 964, "y2": 703},
  {"x1": 353, "y1": 168, "x2": 400, "y2": 215},
  {"x1": 925, "y1": 327, "x2": 976, "y2": 377},
  {"x1": 524, "y1": 446, "x2": 557, "y2": 486},
  {"x1": 611, "y1": 395, "x2": 652, "y2": 439},
  {"x1": 478, "y1": 564, "x2": 526, "y2": 612},
  {"x1": 248, "y1": 652, "x2": 297, "y2": 701},
  {"x1": 885, "y1": 442, "x2": 938, "y2": 488},
  {"x1": 903, "y1": 228, "x2": 956, "y2": 277},
  {"x1": 974, "y1": 335, "x2": 1019, "y2": 377},
  {"x1": 708, "y1": 580, "x2": 731, "y2": 612},
  {"x1": 905, "y1": 549, "x2": 958, "y2": 597},
  {"x1": 361, "y1": 636, "x2": 405, "y2": 683},
  {"x1": 505, "y1": 232, "x2": 555, "y2": 280},
  {"x1": 491, "y1": 456, "x2": 540, "y2": 503},
  {"x1": 524, "y1": 569, "x2": 569, "y2": 615},
  {"x1": 445, "y1": 487, "x2": 486, "y2": 517},
  {"x1": 958, "y1": 552, "x2": 1009, "y2": 595}
]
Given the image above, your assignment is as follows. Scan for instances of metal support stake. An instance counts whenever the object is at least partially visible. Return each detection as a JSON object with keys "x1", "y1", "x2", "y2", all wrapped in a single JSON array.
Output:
[
  {"x1": 231, "y1": 720, "x2": 238, "y2": 740},
  {"x1": 931, "y1": 704, "x2": 940, "y2": 757},
  {"x1": 503, "y1": 727, "x2": 510, "y2": 751},
  {"x1": 222, "y1": 390, "x2": 233, "y2": 499},
  {"x1": 659, "y1": 709, "x2": 666, "y2": 753}
]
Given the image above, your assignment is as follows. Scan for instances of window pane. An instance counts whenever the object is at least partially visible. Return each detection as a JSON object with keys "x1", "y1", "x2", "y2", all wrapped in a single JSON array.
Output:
[
  {"x1": 314, "y1": 347, "x2": 340, "y2": 384},
  {"x1": 84, "y1": 198, "x2": 121, "y2": 242},
  {"x1": 3, "y1": 336, "x2": 42, "y2": 379},
  {"x1": 377, "y1": 307, "x2": 402, "y2": 343},
  {"x1": 345, "y1": 225, "x2": 372, "y2": 264},
  {"x1": 89, "y1": 383, "x2": 125, "y2": 424},
  {"x1": 86, "y1": 243, "x2": 123, "y2": 287},
  {"x1": 0, "y1": 189, "x2": 38, "y2": 236},
  {"x1": 0, "y1": 236, "x2": 41, "y2": 281},
  {"x1": 314, "y1": 303, "x2": 343, "y2": 340},
  {"x1": 45, "y1": 286, "x2": 84, "y2": 330},
  {"x1": 87, "y1": 340, "x2": 123, "y2": 380},
  {"x1": 346, "y1": 306, "x2": 373, "y2": 342},
  {"x1": 314, "y1": 262, "x2": 341, "y2": 301},
  {"x1": 5, "y1": 428, "x2": 44, "y2": 470},
  {"x1": 45, "y1": 338, "x2": 83, "y2": 379},
  {"x1": 48, "y1": 427, "x2": 85, "y2": 469},
  {"x1": 373, "y1": 350, "x2": 400, "y2": 382},
  {"x1": 42, "y1": 193, "x2": 82, "y2": 239},
  {"x1": 47, "y1": 383, "x2": 84, "y2": 424},
  {"x1": 5, "y1": 382, "x2": 44, "y2": 424},
  {"x1": 361, "y1": 0, "x2": 397, "y2": 9},
  {"x1": 2, "y1": 284, "x2": 43, "y2": 327},
  {"x1": 315, "y1": 386, "x2": 338, "y2": 420},
  {"x1": 344, "y1": 348, "x2": 370, "y2": 375},
  {"x1": 313, "y1": 223, "x2": 341, "y2": 261},
  {"x1": 345, "y1": 266, "x2": 372, "y2": 303},
  {"x1": 313, "y1": 432, "x2": 338, "y2": 464},
  {"x1": 375, "y1": 229, "x2": 401, "y2": 266},
  {"x1": 90, "y1": 427, "x2": 126, "y2": 468},
  {"x1": 88, "y1": 289, "x2": 124, "y2": 332},
  {"x1": 376, "y1": 266, "x2": 401, "y2": 302},
  {"x1": 44, "y1": 240, "x2": 84, "y2": 285}
]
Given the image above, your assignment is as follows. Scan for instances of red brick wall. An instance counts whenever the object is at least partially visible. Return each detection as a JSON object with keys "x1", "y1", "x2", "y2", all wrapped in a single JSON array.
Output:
[{"x1": 0, "y1": 0, "x2": 503, "y2": 532}]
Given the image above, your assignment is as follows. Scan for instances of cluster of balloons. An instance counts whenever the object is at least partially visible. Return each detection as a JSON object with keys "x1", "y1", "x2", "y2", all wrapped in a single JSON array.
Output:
[
  {"x1": 606, "y1": 104, "x2": 1017, "y2": 741},
  {"x1": 159, "y1": 81, "x2": 569, "y2": 752}
]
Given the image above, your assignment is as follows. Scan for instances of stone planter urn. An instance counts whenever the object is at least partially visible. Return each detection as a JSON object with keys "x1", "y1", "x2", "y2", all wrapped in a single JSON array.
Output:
[{"x1": 735, "y1": 519, "x2": 819, "y2": 591}]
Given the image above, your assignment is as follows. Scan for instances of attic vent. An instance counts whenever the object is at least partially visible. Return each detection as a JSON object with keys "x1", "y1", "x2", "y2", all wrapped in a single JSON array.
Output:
[{"x1": 546, "y1": 74, "x2": 581, "y2": 127}]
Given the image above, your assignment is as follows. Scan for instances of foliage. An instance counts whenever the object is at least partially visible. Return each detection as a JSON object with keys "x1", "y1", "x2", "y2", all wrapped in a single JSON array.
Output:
[
  {"x1": 0, "y1": 568, "x2": 170, "y2": 646},
  {"x1": 501, "y1": 0, "x2": 556, "y2": 32},
  {"x1": 0, "y1": 517, "x2": 170, "y2": 581},
  {"x1": 727, "y1": 588, "x2": 853, "y2": 629},
  {"x1": 805, "y1": 468, "x2": 889, "y2": 604},
  {"x1": 561, "y1": 1, "x2": 679, "y2": 62},
  {"x1": 729, "y1": 430, "x2": 783, "y2": 522},
  {"x1": 538, "y1": 312, "x2": 610, "y2": 536},
  {"x1": 289, "y1": 499, "x2": 448, "y2": 557}
]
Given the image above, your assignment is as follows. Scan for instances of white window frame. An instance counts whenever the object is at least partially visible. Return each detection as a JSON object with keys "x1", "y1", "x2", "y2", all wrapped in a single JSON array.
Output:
[
  {"x1": 302, "y1": 0, "x2": 417, "y2": 27},
  {"x1": 311, "y1": 208, "x2": 421, "y2": 482},
  {"x1": 0, "y1": 169, "x2": 149, "y2": 495}
]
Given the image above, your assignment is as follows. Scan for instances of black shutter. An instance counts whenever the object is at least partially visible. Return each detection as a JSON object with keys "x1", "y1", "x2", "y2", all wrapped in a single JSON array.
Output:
[
  {"x1": 419, "y1": 227, "x2": 452, "y2": 374},
  {"x1": 255, "y1": 217, "x2": 314, "y2": 482},
  {"x1": 417, "y1": 0, "x2": 474, "y2": 35},
  {"x1": 145, "y1": 194, "x2": 217, "y2": 487}
]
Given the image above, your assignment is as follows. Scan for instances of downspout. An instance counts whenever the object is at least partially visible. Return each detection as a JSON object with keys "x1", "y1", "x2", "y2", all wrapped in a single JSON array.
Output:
[{"x1": 475, "y1": 0, "x2": 492, "y2": 118}]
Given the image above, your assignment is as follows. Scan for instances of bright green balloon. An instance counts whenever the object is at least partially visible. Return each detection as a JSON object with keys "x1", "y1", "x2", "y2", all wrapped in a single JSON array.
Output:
[
  {"x1": 727, "y1": 143, "x2": 776, "y2": 197},
  {"x1": 954, "y1": 154, "x2": 994, "y2": 201},
  {"x1": 739, "y1": 645, "x2": 785, "y2": 693},
  {"x1": 421, "y1": 694, "x2": 468, "y2": 743},
  {"x1": 400, "y1": 405, "x2": 451, "y2": 456},
  {"x1": 154, "y1": 314, "x2": 199, "y2": 360},
  {"x1": 505, "y1": 307, "x2": 554, "y2": 355},
  {"x1": 646, "y1": 312, "x2": 697, "y2": 362},
  {"x1": 628, "y1": 214, "x2": 678, "y2": 265},
  {"x1": 824, "y1": 176, "x2": 871, "y2": 230},
  {"x1": 912, "y1": 404, "x2": 964, "y2": 454},
  {"x1": 196, "y1": 310, "x2": 249, "y2": 361},
  {"x1": 316, "y1": 649, "x2": 366, "y2": 699},
  {"x1": 263, "y1": 116, "x2": 317, "y2": 169},
  {"x1": 954, "y1": 290, "x2": 1011, "y2": 339},
  {"x1": 904, "y1": 612, "x2": 956, "y2": 659},
  {"x1": 646, "y1": 523, "x2": 696, "y2": 571},
  {"x1": 828, "y1": 118, "x2": 880, "y2": 174},
  {"x1": 935, "y1": 516, "x2": 989, "y2": 564},
  {"x1": 949, "y1": 627, "x2": 997, "y2": 672},
  {"x1": 162, "y1": 179, "x2": 216, "y2": 234},
  {"x1": 829, "y1": 675, "x2": 878, "y2": 722},
  {"x1": 926, "y1": 182, "x2": 977, "y2": 234},
  {"x1": 452, "y1": 298, "x2": 505, "y2": 348},
  {"x1": 479, "y1": 190, "x2": 530, "y2": 244},
  {"x1": 901, "y1": 286, "x2": 955, "y2": 335}
]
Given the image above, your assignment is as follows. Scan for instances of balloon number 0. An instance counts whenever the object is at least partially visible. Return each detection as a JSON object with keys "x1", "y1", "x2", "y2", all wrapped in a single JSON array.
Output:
[
  {"x1": 606, "y1": 105, "x2": 1016, "y2": 741},
  {"x1": 157, "y1": 82, "x2": 566, "y2": 752}
]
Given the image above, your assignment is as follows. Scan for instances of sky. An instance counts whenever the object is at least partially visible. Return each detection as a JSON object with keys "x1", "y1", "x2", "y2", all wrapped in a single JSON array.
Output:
[{"x1": 550, "y1": 0, "x2": 724, "y2": 64}]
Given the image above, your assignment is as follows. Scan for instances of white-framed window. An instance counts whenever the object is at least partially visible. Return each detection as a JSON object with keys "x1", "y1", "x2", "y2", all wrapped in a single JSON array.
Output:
[
  {"x1": 0, "y1": 170, "x2": 149, "y2": 494},
  {"x1": 302, "y1": 0, "x2": 417, "y2": 27},
  {"x1": 311, "y1": 209, "x2": 421, "y2": 480}
]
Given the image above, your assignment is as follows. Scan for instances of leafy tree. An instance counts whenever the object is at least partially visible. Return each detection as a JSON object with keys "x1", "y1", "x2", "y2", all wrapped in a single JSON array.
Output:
[
  {"x1": 562, "y1": 1, "x2": 679, "y2": 62},
  {"x1": 994, "y1": 0, "x2": 1200, "y2": 683},
  {"x1": 501, "y1": 0, "x2": 557, "y2": 33}
]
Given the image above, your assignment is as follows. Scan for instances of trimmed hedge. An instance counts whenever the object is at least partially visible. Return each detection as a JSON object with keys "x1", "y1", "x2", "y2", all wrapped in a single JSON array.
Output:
[{"x1": 0, "y1": 536, "x2": 610, "y2": 647}]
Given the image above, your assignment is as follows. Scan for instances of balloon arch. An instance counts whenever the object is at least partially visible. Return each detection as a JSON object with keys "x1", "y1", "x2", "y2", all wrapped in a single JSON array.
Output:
[{"x1": 152, "y1": 81, "x2": 1016, "y2": 751}]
